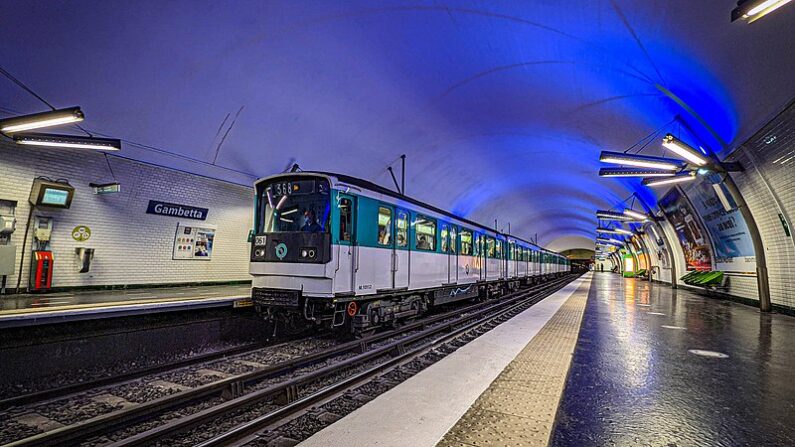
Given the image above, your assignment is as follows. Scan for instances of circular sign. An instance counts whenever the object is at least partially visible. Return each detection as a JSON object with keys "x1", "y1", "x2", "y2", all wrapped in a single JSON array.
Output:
[
  {"x1": 72, "y1": 225, "x2": 91, "y2": 242},
  {"x1": 346, "y1": 301, "x2": 358, "y2": 317},
  {"x1": 275, "y1": 243, "x2": 288, "y2": 260}
]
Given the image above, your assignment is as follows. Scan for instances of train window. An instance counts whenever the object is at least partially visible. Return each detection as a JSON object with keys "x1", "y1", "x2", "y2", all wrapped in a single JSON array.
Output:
[
  {"x1": 509, "y1": 242, "x2": 515, "y2": 261},
  {"x1": 396, "y1": 210, "x2": 408, "y2": 247},
  {"x1": 460, "y1": 229, "x2": 473, "y2": 255},
  {"x1": 441, "y1": 224, "x2": 449, "y2": 253},
  {"x1": 495, "y1": 239, "x2": 502, "y2": 259},
  {"x1": 414, "y1": 215, "x2": 436, "y2": 251},
  {"x1": 450, "y1": 226, "x2": 458, "y2": 254},
  {"x1": 473, "y1": 234, "x2": 479, "y2": 256},
  {"x1": 486, "y1": 237, "x2": 496, "y2": 258},
  {"x1": 339, "y1": 198, "x2": 352, "y2": 242},
  {"x1": 378, "y1": 206, "x2": 392, "y2": 246}
]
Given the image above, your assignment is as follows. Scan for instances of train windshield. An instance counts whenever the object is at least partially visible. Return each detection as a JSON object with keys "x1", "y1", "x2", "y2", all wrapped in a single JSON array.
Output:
[{"x1": 257, "y1": 177, "x2": 331, "y2": 233}]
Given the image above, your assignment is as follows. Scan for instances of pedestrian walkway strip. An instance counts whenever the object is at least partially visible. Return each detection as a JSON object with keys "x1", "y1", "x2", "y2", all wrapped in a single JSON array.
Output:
[{"x1": 437, "y1": 279, "x2": 590, "y2": 447}]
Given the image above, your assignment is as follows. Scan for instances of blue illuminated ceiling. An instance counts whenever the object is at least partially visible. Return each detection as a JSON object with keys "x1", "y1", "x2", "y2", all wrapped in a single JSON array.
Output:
[{"x1": 1, "y1": 1, "x2": 793, "y2": 250}]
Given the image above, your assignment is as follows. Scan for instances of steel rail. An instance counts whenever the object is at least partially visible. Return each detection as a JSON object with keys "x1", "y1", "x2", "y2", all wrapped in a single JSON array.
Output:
[
  {"x1": 107, "y1": 275, "x2": 577, "y2": 447},
  {"x1": 5, "y1": 274, "x2": 574, "y2": 447}
]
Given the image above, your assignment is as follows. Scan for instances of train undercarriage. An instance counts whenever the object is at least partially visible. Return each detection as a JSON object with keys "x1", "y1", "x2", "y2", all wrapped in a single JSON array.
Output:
[{"x1": 253, "y1": 274, "x2": 560, "y2": 338}]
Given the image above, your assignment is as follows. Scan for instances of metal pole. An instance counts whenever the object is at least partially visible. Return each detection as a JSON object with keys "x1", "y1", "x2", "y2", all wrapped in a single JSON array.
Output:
[
  {"x1": 400, "y1": 154, "x2": 406, "y2": 196},
  {"x1": 721, "y1": 174, "x2": 771, "y2": 311},
  {"x1": 387, "y1": 167, "x2": 401, "y2": 194}
]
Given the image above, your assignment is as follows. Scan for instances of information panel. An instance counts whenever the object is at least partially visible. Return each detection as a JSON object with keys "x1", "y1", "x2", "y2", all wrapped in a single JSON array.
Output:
[{"x1": 173, "y1": 223, "x2": 216, "y2": 261}]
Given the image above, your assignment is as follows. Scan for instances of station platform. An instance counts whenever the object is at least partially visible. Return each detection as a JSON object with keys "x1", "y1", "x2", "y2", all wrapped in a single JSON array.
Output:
[
  {"x1": 300, "y1": 271, "x2": 795, "y2": 447},
  {"x1": 0, "y1": 283, "x2": 252, "y2": 328}
]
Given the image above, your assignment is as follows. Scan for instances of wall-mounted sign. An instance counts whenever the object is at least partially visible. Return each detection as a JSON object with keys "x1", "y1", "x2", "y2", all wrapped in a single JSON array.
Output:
[
  {"x1": 173, "y1": 223, "x2": 216, "y2": 260},
  {"x1": 72, "y1": 225, "x2": 91, "y2": 241},
  {"x1": 147, "y1": 200, "x2": 208, "y2": 221}
]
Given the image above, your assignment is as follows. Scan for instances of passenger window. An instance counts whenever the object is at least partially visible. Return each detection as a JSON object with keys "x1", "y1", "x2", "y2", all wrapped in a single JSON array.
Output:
[
  {"x1": 441, "y1": 224, "x2": 449, "y2": 253},
  {"x1": 450, "y1": 226, "x2": 458, "y2": 254},
  {"x1": 460, "y1": 229, "x2": 472, "y2": 255},
  {"x1": 487, "y1": 237, "x2": 496, "y2": 258},
  {"x1": 396, "y1": 210, "x2": 408, "y2": 247},
  {"x1": 377, "y1": 206, "x2": 392, "y2": 246},
  {"x1": 495, "y1": 240, "x2": 502, "y2": 259},
  {"x1": 509, "y1": 243, "x2": 515, "y2": 261},
  {"x1": 414, "y1": 215, "x2": 436, "y2": 251},
  {"x1": 339, "y1": 198, "x2": 352, "y2": 242}
]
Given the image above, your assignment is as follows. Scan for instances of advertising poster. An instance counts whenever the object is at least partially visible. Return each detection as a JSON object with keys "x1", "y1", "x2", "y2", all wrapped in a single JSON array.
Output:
[
  {"x1": 659, "y1": 188, "x2": 713, "y2": 271},
  {"x1": 173, "y1": 223, "x2": 216, "y2": 260},
  {"x1": 683, "y1": 178, "x2": 756, "y2": 272}
]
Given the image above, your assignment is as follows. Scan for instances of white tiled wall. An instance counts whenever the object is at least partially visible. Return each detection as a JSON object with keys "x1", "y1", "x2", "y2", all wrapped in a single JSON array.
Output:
[
  {"x1": 0, "y1": 141, "x2": 254, "y2": 291},
  {"x1": 725, "y1": 103, "x2": 795, "y2": 309}
]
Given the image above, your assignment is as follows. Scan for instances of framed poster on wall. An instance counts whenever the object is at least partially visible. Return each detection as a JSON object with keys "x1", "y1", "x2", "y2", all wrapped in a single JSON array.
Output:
[
  {"x1": 173, "y1": 223, "x2": 216, "y2": 260},
  {"x1": 659, "y1": 187, "x2": 713, "y2": 271}
]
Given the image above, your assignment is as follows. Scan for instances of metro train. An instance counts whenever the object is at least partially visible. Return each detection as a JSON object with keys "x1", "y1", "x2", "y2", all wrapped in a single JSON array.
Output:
[{"x1": 249, "y1": 172, "x2": 570, "y2": 335}]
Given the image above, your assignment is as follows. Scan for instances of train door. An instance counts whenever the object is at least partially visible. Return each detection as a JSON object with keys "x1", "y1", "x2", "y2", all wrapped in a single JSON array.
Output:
[
  {"x1": 373, "y1": 205, "x2": 395, "y2": 292},
  {"x1": 450, "y1": 225, "x2": 458, "y2": 283},
  {"x1": 441, "y1": 224, "x2": 451, "y2": 284},
  {"x1": 335, "y1": 193, "x2": 356, "y2": 294},
  {"x1": 394, "y1": 209, "x2": 410, "y2": 289}
]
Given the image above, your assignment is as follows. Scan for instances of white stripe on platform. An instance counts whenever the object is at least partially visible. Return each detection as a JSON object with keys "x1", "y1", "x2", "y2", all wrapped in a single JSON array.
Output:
[{"x1": 299, "y1": 272, "x2": 593, "y2": 447}]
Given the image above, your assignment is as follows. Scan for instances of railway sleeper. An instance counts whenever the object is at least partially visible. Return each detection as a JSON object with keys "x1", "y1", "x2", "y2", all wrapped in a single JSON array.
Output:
[{"x1": 222, "y1": 381, "x2": 245, "y2": 401}]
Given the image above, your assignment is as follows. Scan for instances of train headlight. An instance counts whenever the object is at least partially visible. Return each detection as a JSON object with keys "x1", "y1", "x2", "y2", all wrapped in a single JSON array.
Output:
[
  {"x1": 299, "y1": 247, "x2": 317, "y2": 260},
  {"x1": 254, "y1": 248, "x2": 266, "y2": 257}
]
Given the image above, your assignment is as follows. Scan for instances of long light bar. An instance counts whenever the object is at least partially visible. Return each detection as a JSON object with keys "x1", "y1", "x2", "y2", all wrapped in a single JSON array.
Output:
[
  {"x1": 662, "y1": 134, "x2": 709, "y2": 166},
  {"x1": 14, "y1": 133, "x2": 120, "y2": 151},
  {"x1": 732, "y1": 0, "x2": 791, "y2": 22},
  {"x1": 614, "y1": 227, "x2": 634, "y2": 235},
  {"x1": 599, "y1": 167, "x2": 674, "y2": 178},
  {"x1": 599, "y1": 150, "x2": 683, "y2": 171},
  {"x1": 641, "y1": 171, "x2": 697, "y2": 187},
  {"x1": 596, "y1": 210, "x2": 635, "y2": 221},
  {"x1": 596, "y1": 227, "x2": 620, "y2": 235},
  {"x1": 596, "y1": 236, "x2": 624, "y2": 245},
  {"x1": 0, "y1": 107, "x2": 84, "y2": 133},
  {"x1": 623, "y1": 209, "x2": 649, "y2": 221}
]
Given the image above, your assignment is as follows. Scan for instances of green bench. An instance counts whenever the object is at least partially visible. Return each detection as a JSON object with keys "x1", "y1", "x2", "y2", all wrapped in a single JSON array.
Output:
[{"x1": 681, "y1": 271, "x2": 725, "y2": 287}]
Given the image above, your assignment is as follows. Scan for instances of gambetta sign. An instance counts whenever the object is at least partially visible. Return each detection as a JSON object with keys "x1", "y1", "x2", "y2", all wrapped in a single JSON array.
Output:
[{"x1": 146, "y1": 200, "x2": 208, "y2": 221}]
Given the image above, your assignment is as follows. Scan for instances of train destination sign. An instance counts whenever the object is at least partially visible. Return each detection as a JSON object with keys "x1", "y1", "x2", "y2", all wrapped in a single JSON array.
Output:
[{"x1": 147, "y1": 200, "x2": 208, "y2": 221}]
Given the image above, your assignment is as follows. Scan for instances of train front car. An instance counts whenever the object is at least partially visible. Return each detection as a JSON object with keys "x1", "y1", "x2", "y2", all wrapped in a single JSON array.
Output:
[{"x1": 250, "y1": 173, "x2": 336, "y2": 334}]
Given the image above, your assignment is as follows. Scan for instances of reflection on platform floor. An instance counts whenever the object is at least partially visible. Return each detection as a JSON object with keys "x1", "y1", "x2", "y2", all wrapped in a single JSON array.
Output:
[{"x1": 551, "y1": 272, "x2": 795, "y2": 446}]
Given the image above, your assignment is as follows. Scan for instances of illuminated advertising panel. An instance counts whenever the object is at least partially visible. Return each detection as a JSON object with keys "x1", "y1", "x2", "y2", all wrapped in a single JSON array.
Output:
[{"x1": 659, "y1": 188, "x2": 713, "y2": 271}]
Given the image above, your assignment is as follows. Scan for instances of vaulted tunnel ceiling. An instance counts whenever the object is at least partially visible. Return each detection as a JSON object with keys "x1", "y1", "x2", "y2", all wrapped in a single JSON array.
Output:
[{"x1": 2, "y1": 1, "x2": 794, "y2": 251}]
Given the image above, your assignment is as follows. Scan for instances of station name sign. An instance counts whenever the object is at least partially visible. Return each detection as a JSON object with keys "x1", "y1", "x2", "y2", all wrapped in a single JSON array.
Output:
[{"x1": 146, "y1": 200, "x2": 208, "y2": 221}]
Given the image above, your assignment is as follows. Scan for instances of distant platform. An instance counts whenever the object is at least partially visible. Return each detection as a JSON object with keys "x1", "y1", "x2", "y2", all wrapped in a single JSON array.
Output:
[
  {"x1": 299, "y1": 272, "x2": 795, "y2": 446},
  {"x1": 0, "y1": 284, "x2": 252, "y2": 328}
]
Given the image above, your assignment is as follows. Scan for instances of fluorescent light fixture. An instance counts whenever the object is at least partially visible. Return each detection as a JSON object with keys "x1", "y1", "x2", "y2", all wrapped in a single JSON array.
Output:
[
  {"x1": 0, "y1": 107, "x2": 84, "y2": 133},
  {"x1": 89, "y1": 182, "x2": 121, "y2": 194},
  {"x1": 599, "y1": 167, "x2": 675, "y2": 178},
  {"x1": 662, "y1": 134, "x2": 709, "y2": 166},
  {"x1": 712, "y1": 183, "x2": 735, "y2": 211},
  {"x1": 732, "y1": 0, "x2": 792, "y2": 22},
  {"x1": 597, "y1": 236, "x2": 624, "y2": 245},
  {"x1": 15, "y1": 133, "x2": 120, "y2": 151},
  {"x1": 641, "y1": 171, "x2": 697, "y2": 187},
  {"x1": 597, "y1": 210, "x2": 635, "y2": 221},
  {"x1": 596, "y1": 227, "x2": 621, "y2": 235},
  {"x1": 623, "y1": 209, "x2": 649, "y2": 220},
  {"x1": 599, "y1": 151, "x2": 683, "y2": 171},
  {"x1": 614, "y1": 228, "x2": 634, "y2": 235}
]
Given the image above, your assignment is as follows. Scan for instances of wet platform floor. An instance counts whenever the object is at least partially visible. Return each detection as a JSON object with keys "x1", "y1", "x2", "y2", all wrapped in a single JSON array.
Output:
[{"x1": 550, "y1": 272, "x2": 795, "y2": 446}]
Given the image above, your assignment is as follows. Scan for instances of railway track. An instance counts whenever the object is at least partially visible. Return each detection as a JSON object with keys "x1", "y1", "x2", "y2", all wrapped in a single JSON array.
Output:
[{"x1": 2, "y1": 274, "x2": 578, "y2": 447}]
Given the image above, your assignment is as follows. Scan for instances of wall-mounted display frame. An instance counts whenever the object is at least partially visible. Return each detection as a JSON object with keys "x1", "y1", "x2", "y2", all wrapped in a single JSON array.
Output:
[{"x1": 173, "y1": 223, "x2": 216, "y2": 261}]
